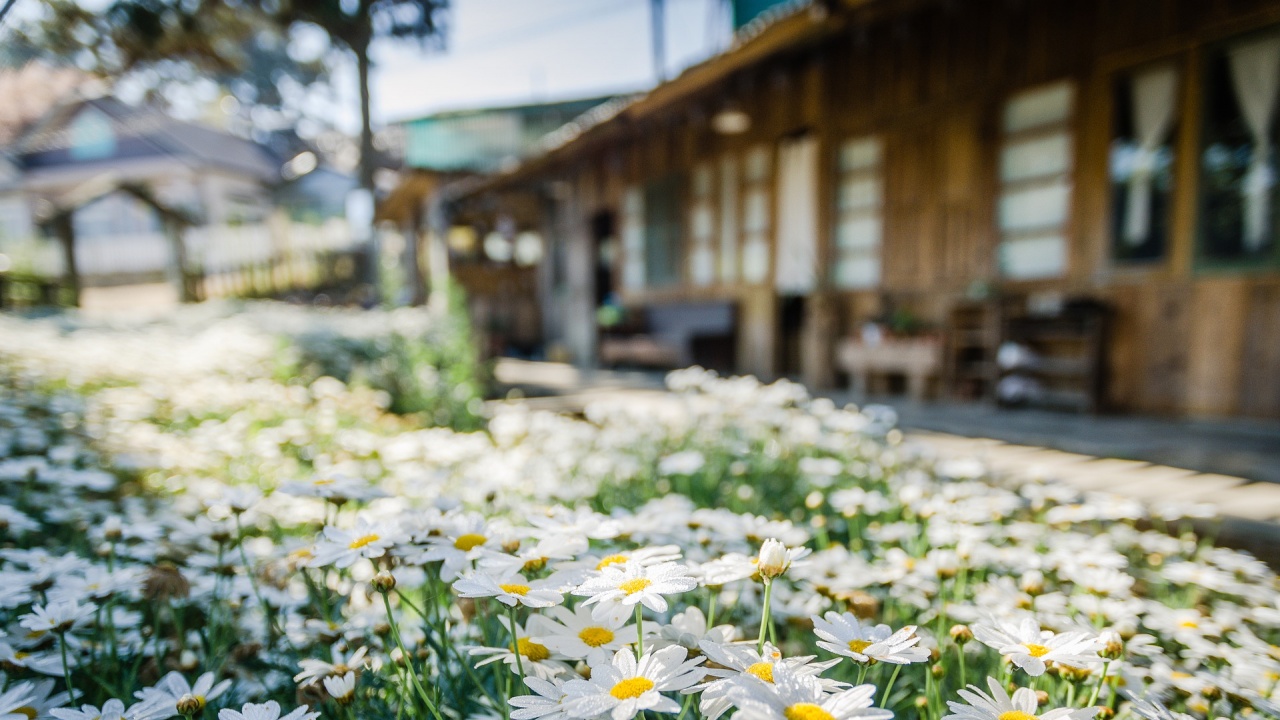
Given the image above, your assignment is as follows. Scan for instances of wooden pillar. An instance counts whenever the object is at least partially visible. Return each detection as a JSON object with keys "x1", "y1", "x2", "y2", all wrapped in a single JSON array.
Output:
[
  {"x1": 738, "y1": 286, "x2": 777, "y2": 379},
  {"x1": 562, "y1": 175, "x2": 597, "y2": 368},
  {"x1": 425, "y1": 192, "x2": 452, "y2": 314}
]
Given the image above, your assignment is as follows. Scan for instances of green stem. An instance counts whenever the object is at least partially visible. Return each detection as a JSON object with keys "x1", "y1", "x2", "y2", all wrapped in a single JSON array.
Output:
[
  {"x1": 1086, "y1": 661, "x2": 1111, "y2": 708},
  {"x1": 706, "y1": 591, "x2": 717, "y2": 628},
  {"x1": 58, "y1": 632, "x2": 75, "y2": 701},
  {"x1": 635, "y1": 604, "x2": 645, "y2": 659},
  {"x1": 879, "y1": 664, "x2": 902, "y2": 708},
  {"x1": 507, "y1": 605, "x2": 526, "y2": 690},
  {"x1": 957, "y1": 644, "x2": 967, "y2": 689},
  {"x1": 381, "y1": 593, "x2": 445, "y2": 720},
  {"x1": 756, "y1": 578, "x2": 773, "y2": 654}
]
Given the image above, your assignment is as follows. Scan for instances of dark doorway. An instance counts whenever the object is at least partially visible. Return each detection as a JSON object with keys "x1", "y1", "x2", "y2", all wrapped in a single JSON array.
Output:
[
  {"x1": 778, "y1": 295, "x2": 806, "y2": 378},
  {"x1": 590, "y1": 210, "x2": 616, "y2": 307}
]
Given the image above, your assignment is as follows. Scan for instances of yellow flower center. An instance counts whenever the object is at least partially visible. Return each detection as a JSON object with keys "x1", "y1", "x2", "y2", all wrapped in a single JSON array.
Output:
[
  {"x1": 783, "y1": 703, "x2": 835, "y2": 720},
  {"x1": 1024, "y1": 643, "x2": 1050, "y2": 658},
  {"x1": 499, "y1": 584, "x2": 531, "y2": 596},
  {"x1": 1178, "y1": 619, "x2": 1199, "y2": 629},
  {"x1": 514, "y1": 638, "x2": 551, "y2": 662},
  {"x1": 523, "y1": 557, "x2": 547, "y2": 572},
  {"x1": 847, "y1": 639, "x2": 872, "y2": 654},
  {"x1": 12, "y1": 651, "x2": 29, "y2": 660},
  {"x1": 597, "y1": 554, "x2": 628, "y2": 570},
  {"x1": 997, "y1": 713, "x2": 1038, "y2": 720},
  {"x1": 619, "y1": 578, "x2": 652, "y2": 595},
  {"x1": 313, "y1": 479, "x2": 335, "y2": 486},
  {"x1": 579, "y1": 627, "x2": 615, "y2": 647},
  {"x1": 746, "y1": 662, "x2": 774, "y2": 683},
  {"x1": 348, "y1": 534, "x2": 380, "y2": 550},
  {"x1": 454, "y1": 533, "x2": 487, "y2": 551},
  {"x1": 609, "y1": 677, "x2": 655, "y2": 700},
  {"x1": 14, "y1": 708, "x2": 36, "y2": 720},
  {"x1": 332, "y1": 664, "x2": 350, "y2": 676}
]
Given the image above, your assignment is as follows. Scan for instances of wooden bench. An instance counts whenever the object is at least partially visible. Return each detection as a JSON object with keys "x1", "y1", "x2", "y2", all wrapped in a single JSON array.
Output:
[{"x1": 600, "y1": 301, "x2": 736, "y2": 370}]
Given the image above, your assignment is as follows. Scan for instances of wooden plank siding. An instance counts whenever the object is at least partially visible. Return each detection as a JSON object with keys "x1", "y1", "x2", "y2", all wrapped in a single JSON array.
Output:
[{"x1": 455, "y1": 0, "x2": 1280, "y2": 418}]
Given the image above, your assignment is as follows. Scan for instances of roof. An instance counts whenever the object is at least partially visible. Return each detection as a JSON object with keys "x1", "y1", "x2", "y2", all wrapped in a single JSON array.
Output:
[
  {"x1": 399, "y1": 94, "x2": 623, "y2": 173},
  {"x1": 10, "y1": 95, "x2": 280, "y2": 183},
  {"x1": 447, "y1": 0, "x2": 854, "y2": 198}
]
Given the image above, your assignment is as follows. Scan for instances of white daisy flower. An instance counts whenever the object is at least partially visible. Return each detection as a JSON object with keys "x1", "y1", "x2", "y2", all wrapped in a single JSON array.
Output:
[
  {"x1": 729, "y1": 664, "x2": 890, "y2": 720},
  {"x1": 0, "y1": 683, "x2": 38, "y2": 720},
  {"x1": 50, "y1": 699, "x2": 151, "y2": 720},
  {"x1": 532, "y1": 604, "x2": 641, "y2": 666},
  {"x1": 134, "y1": 671, "x2": 232, "y2": 719},
  {"x1": 651, "y1": 606, "x2": 739, "y2": 653},
  {"x1": 510, "y1": 677, "x2": 571, "y2": 720},
  {"x1": 419, "y1": 513, "x2": 504, "y2": 580},
  {"x1": 470, "y1": 615, "x2": 574, "y2": 680},
  {"x1": 308, "y1": 518, "x2": 402, "y2": 569},
  {"x1": 1126, "y1": 696, "x2": 1195, "y2": 720},
  {"x1": 322, "y1": 672, "x2": 357, "y2": 705},
  {"x1": 693, "y1": 641, "x2": 845, "y2": 720},
  {"x1": 574, "y1": 560, "x2": 698, "y2": 622},
  {"x1": 559, "y1": 646, "x2": 705, "y2": 720},
  {"x1": 19, "y1": 599, "x2": 97, "y2": 634},
  {"x1": 942, "y1": 677, "x2": 1098, "y2": 720},
  {"x1": 812, "y1": 611, "x2": 929, "y2": 665},
  {"x1": 454, "y1": 571, "x2": 564, "y2": 608},
  {"x1": 217, "y1": 700, "x2": 319, "y2": 720},
  {"x1": 971, "y1": 617, "x2": 1102, "y2": 676},
  {"x1": 294, "y1": 645, "x2": 369, "y2": 687}
]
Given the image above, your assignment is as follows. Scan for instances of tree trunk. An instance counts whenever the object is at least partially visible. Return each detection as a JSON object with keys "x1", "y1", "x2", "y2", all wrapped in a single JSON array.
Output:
[
  {"x1": 355, "y1": 37, "x2": 380, "y2": 298},
  {"x1": 54, "y1": 213, "x2": 79, "y2": 307}
]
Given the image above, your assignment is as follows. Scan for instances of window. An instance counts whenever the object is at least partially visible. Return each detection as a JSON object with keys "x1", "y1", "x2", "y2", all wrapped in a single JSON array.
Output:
[
  {"x1": 643, "y1": 174, "x2": 683, "y2": 287},
  {"x1": 688, "y1": 163, "x2": 716, "y2": 286},
  {"x1": 998, "y1": 81, "x2": 1074, "y2": 279},
  {"x1": 833, "y1": 136, "x2": 883, "y2": 289},
  {"x1": 775, "y1": 135, "x2": 819, "y2": 293},
  {"x1": 718, "y1": 154, "x2": 739, "y2": 282},
  {"x1": 1199, "y1": 33, "x2": 1280, "y2": 265},
  {"x1": 742, "y1": 144, "x2": 772, "y2": 283},
  {"x1": 1111, "y1": 63, "x2": 1178, "y2": 262}
]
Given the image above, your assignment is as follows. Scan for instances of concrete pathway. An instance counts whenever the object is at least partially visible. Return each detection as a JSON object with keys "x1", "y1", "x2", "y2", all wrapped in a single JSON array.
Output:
[{"x1": 490, "y1": 359, "x2": 1280, "y2": 561}]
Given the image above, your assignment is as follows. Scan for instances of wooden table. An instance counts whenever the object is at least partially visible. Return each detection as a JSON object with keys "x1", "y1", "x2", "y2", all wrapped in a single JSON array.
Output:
[{"x1": 836, "y1": 337, "x2": 943, "y2": 401}]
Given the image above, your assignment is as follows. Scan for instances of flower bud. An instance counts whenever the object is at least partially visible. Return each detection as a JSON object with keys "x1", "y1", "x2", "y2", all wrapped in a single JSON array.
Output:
[
  {"x1": 1099, "y1": 630, "x2": 1124, "y2": 660},
  {"x1": 756, "y1": 538, "x2": 791, "y2": 579},
  {"x1": 949, "y1": 624, "x2": 973, "y2": 645},
  {"x1": 1094, "y1": 708, "x2": 1115, "y2": 720},
  {"x1": 370, "y1": 571, "x2": 396, "y2": 593},
  {"x1": 1035, "y1": 690, "x2": 1049, "y2": 706},
  {"x1": 176, "y1": 694, "x2": 205, "y2": 717}
]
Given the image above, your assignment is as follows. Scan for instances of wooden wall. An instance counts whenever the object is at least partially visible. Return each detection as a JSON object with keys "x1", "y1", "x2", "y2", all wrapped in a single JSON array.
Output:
[{"x1": 471, "y1": 0, "x2": 1280, "y2": 418}]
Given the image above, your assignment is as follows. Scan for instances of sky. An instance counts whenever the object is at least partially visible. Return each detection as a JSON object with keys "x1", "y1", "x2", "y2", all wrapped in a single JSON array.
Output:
[
  {"x1": 0, "y1": 0, "x2": 731, "y2": 134},
  {"x1": 346, "y1": 0, "x2": 731, "y2": 128}
]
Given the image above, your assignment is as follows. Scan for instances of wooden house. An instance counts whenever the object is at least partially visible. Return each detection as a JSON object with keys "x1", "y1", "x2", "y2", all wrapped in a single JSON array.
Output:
[{"x1": 448, "y1": 0, "x2": 1280, "y2": 419}]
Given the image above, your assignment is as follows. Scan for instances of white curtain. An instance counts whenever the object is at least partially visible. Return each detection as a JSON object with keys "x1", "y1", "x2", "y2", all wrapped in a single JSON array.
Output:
[
  {"x1": 1228, "y1": 36, "x2": 1280, "y2": 251},
  {"x1": 774, "y1": 135, "x2": 818, "y2": 294},
  {"x1": 1123, "y1": 64, "x2": 1178, "y2": 246}
]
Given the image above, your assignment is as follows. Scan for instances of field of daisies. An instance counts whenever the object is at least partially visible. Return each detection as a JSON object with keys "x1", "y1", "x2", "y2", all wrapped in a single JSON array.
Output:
[{"x1": 0, "y1": 302, "x2": 1276, "y2": 720}]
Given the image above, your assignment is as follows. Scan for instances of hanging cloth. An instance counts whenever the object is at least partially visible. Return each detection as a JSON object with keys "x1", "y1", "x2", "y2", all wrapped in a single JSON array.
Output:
[
  {"x1": 1123, "y1": 64, "x2": 1178, "y2": 246},
  {"x1": 1228, "y1": 36, "x2": 1280, "y2": 251}
]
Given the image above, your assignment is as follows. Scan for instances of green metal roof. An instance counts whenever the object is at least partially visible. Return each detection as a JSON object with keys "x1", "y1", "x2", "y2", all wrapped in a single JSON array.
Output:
[{"x1": 402, "y1": 95, "x2": 618, "y2": 173}]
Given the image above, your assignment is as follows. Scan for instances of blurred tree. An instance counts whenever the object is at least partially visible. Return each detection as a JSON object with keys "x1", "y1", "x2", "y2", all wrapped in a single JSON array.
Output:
[
  {"x1": 275, "y1": 0, "x2": 448, "y2": 194},
  {"x1": 8, "y1": 0, "x2": 326, "y2": 139},
  {"x1": 10, "y1": 0, "x2": 448, "y2": 194}
]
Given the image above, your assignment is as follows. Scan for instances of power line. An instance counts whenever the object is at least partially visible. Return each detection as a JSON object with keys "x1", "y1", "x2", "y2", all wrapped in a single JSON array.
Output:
[{"x1": 0, "y1": 0, "x2": 21, "y2": 30}]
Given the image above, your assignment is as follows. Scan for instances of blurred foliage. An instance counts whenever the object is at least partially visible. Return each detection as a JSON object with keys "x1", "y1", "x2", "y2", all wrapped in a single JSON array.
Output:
[{"x1": 275, "y1": 289, "x2": 488, "y2": 431}]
